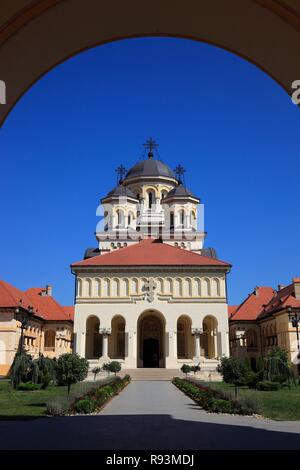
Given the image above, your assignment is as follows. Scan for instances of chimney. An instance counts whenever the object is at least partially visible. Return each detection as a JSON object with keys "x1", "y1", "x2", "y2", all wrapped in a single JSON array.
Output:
[
  {"x1": 46, "y1": 284, "x2": 52, "y2": 296},
  {"x1": 277, "y1": 284, "x2": 285, "y2": 291},
  {"x1": 293, "y1": 278, "x2": 300, "y2": 300}
]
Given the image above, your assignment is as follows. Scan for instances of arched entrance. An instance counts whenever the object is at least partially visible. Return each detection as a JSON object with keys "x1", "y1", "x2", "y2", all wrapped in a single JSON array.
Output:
[
  {"x1": 85, "y1": 316, "x2": 102, "y2": 359},
  {"x1": 177, "y1": 315, "x2": 193, "y2": 359},
  {"x1": 202, "y1": 315, "x2": 218, "y2": 359},
  {"x1": 109, "y1": 315, "x2": 126, "y2": 359},
  {"x1": 137, "y1": 310, "x2": 165, "y2": 368}
]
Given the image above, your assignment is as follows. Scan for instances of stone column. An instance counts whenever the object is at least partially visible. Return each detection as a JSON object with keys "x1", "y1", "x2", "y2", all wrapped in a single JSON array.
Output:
[
  {"x1": 192, "y1": 327, "x2": 202, "y2": 360},
  {"x1": 221, "y1": 330, "x2": 230, "y2": 357},
  {"x1": 100, "y1": 327, "x2": 111, "y2": 358},
  {"x1": 213, "y1": 329, "x2": 218, "y2": 358}
]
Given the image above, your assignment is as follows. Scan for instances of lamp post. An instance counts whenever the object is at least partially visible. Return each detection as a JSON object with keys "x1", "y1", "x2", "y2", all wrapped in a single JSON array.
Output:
[
  {"x1": 17, "y1": 307, "x2": 33, "y2": 353},
  {"x1": 288, "y1": 308, "x2": 300, "y2": 378}
]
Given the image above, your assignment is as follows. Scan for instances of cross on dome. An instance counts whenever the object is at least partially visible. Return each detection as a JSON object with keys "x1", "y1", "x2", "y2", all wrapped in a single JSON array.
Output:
[
  {"x1": 115, "y1": 164, "x2": 127, "y2": 183},
  {"x1": 174, "y1": 164, "x2": 186, "y2": 183},
  {"x1": 143, "y1": 137, "x2": 159, "y2": 159}
]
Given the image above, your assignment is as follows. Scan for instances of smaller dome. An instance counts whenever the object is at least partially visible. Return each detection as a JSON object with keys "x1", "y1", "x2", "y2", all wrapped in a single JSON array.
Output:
[
  {"x1": 164, "y1": 183, "x2": 199, "y2": 200},
  {"x1": 102, "y1": 184, "x2": 138, "y2": 201}
]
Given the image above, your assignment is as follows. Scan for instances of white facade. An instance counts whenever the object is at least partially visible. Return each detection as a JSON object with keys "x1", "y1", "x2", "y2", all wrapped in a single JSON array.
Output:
[{"x1": 72, "y1": 144, "x2": 231, "y2": 373}]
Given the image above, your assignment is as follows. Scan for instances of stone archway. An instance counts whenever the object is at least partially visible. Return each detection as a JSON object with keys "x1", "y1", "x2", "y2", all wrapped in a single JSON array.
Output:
[
  {"x1": 85, "y1": 315, "x2": 102, "y2": 359},
  {"x1": 137, "y1": 310, "x2": 165, "y2": 368},
  {"x1": 1, "y1": 0, "x2": 300, "y2": 126}
]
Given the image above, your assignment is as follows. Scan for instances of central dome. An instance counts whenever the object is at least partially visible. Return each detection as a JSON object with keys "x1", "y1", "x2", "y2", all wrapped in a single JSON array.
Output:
[{"x1": 124, "y1": 157, "x2": 176, "y2": 181}]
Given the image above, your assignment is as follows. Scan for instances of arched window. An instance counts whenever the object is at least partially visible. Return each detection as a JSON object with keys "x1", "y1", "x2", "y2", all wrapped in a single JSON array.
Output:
[
  {"x1": 104, "y1": 211, "x2": 109, "y2": 232},
  {"x1": 148, "y1": 191, "x2": 154, "y2": 209},
  {"x1": 77, "y1": 278, "x2": 82, "y2": 297},
  {"x1": 116, "y1": 210, "x2": 125, "y2": 227},
  {"x1": 170, "y1": 212, "x2": 174, "y2": 229},
  {"x1": 180, "y1": 209, "x2": 185, "y2": 225},
  {"x1": 45, "y1": 330, "x2": 55, "y2": 349}
]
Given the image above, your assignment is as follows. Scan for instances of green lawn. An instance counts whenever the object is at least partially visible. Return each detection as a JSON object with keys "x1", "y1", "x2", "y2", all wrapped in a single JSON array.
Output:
[
  {"x1": 0, "y1": 379, "x2": 71, "y2": 418},
  {"x1": 0, "y1": 379, "x2": 112, "y2": 418},
  {"x1": 206, "y1": 381, "x2": 300, "y2": 421}
]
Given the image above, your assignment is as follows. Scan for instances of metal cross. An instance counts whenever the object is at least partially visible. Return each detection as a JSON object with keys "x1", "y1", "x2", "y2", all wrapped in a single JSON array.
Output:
[
  {"x1": 115, "y1": 164, "x2": 127, "y2": 182},
  {"x1": 143, "y1": 137, "x2": 159, "y2": 158},
  {"x1": 174, "y1": 164, "x2": 186, "y2": 183}
]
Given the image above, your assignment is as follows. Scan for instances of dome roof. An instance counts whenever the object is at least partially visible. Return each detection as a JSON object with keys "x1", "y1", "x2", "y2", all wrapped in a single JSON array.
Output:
[
  {"x1": 164, "y1": 183, "x2": 199, "y2": 200},
  {"x1": 124, "y1": 157, "x2": 176, "y2": 181},
  {"x1": 102, "y1": 183, "x2": 137, "y2": 201}
]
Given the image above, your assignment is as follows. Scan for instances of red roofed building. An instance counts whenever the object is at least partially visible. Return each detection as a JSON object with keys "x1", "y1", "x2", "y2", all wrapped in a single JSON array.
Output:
[
  {"x1": 0, "y1": 281, "x2": 73, "y2": 376},
  {"x1": 228, "y1": 279, "x2": 300, "y2": 375},
  {"x1": 71, "y1": 143, "x2": 232, "y2": 377}
]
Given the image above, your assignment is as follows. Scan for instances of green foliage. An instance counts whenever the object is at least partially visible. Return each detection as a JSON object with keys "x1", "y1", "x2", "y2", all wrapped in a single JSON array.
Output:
[
  {"x1": 102, "y1": 362, "x2": 111, "y2": 375},
  {"x1": 55, "y1": 353, "x2": 89, "y2": 394},
  {"x1": 264, "y1": 347, "x2": 294, "y2": 384},
  {"x1": 33, "y1": 356, "x2": 56, "y2": 389},
  {"x1": 10, "y1": 352, "x2": 33, "y2": 388},
  {"x1": 91, "y1": 366, "x2": 101, "y2": 381},
  {"x1": 107, "y1": 361, "x2": 122, "y2": 375},
  {"x1": 180, "y1": 364, "x2": 191, "y2": 376},
  {"x1": 217, "y1": 356, "x2": 249, "y2": 385},
  {"x1": 17, "y1": 381, "x2": 41, "y2": 391},
  {"x1": 190, "y1": 364, "x2": 201, "y2": 375},
  {"x1": 257, "y1": 380, "x2": 281, "y2": 391},
  {"x1": 173, "y1": 377, "x2": 260, "y2": 415},
  {"x1": 75, "y1": 397, "x2": 97, "y2": 414}
]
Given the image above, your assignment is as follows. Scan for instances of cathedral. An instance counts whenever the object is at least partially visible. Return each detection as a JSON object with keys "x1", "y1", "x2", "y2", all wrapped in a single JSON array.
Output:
[{"x1": 72, "y1": 140, "x2": 231, "y2": 376}]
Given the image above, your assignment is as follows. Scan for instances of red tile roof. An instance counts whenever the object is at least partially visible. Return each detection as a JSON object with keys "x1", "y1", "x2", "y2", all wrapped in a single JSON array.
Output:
[
  {"x1": 260, "y1": 283, "x2": 300, "y2": 316},
  {"x1": 63, "y1": 306, "x2": 74, "y2": 321},
  {"x1": 72, "y1": 238, "x2": 231, "y2": 268},
  {"x1": 228, "y1": 305, "x2": 238, "y2": 318},
  {"x1": 230, "y1": 287, "x2": 275, "y2": 321},
  {"x1": 25, "y1": 288, "x2": 72, "y2": 321},
  {"x1": 0, "y1": 280, "x2": 38, "y2": 312}
]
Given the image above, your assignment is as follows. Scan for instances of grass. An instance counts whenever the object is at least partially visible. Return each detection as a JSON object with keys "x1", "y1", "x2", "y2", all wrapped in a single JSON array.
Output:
[
  {"x1": 0, "y1": 378, "x2": 114, "y2": 418},
  {"x1": 203, "y1": 381, "x2": 300, "y2": 421}
]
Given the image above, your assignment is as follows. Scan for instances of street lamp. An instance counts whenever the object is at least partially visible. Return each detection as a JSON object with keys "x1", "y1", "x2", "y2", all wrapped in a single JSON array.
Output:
[
  {"x1": 17, "y1": 307, "x2": 33, "y2": 353},
  {"x1": 288, "y1": 308, "x2": 300, "y2": 377}
]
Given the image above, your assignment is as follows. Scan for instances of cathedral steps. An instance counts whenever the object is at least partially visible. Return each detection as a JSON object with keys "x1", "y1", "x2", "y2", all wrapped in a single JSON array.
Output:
[{"x1": 121, "y1": 368, "x2": 185, "y2": 381}]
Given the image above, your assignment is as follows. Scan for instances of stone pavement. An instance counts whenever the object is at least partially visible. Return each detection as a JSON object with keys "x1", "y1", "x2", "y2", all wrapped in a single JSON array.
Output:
[{"x1": 1, "y1": 381, "x2": 300, "y2": 450}]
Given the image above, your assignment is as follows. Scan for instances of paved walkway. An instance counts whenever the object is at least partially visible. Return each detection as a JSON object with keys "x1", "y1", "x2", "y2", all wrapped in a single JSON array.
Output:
[{"x1": 1, "y1": 381, "x2": 300, "y2": 449}]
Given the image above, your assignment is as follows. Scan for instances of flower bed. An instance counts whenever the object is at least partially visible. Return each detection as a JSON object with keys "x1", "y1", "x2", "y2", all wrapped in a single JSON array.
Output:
[
  {"x1": 47, "y1": 375, "x2": 131, "y2": 416},
  {"x1": 173, "y1": 378, "x2": 260, "y2": 415}
]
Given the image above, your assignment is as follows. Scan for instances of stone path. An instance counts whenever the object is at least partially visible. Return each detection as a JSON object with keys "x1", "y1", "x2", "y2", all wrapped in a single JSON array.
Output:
[{"x1": 1, "y1": 381, "x2": 300, "y2": 449}]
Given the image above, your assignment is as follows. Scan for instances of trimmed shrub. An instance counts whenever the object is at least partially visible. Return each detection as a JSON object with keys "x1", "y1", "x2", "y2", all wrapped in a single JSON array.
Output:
[
  {"x1": 17, "y1": 381, "x2": 41, "y2": 391},
  {"x1": 217, "y1": 356, "x2": 249, "y2": 386},
  {"x1": 181, "y1": 364, "x2": 191, "y2": 376},
  {"x1": 91, "y1": 367, "x2": 102, "y2": 381},
  {"x1": 55, "y1": 353, "x2": 89, "y2": 394},
  {"x1": 257, "y1": 381, "x2": 281, "y2": 391},
  {"x1": 75, "y1": 398, "x2": 97, "y2": 414},
  {"x1": 173, "y1": 377, "x2": 259, "y2": 415},
  {"x1": 107, "y1": 361, "x2": 122, "y2": 376}
]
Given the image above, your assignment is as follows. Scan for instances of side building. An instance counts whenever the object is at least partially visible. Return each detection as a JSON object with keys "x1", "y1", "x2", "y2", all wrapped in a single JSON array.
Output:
[
  {"x1": 0, "y1": 280, "x2": 74, "y2": 376},
  {"x1": 229, "y1": 278, "x2": 300, "y2": 375}
]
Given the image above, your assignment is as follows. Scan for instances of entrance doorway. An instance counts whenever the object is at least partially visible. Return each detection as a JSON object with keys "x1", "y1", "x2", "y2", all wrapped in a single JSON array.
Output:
[
  {"x1": 137, "y1": 311, "x2": 165, "y2": 368},
  {"x1": 143, "y1": 338, "x2": 159, "y2": 367}
]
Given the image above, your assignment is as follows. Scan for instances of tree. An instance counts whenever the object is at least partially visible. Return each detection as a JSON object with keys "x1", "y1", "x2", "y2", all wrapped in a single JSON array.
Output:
[
  {"x1": 10, "y1": 352, "x2": 33, "y2": 388},
  {"x1": 102, "y1": 362, "x2": 111, "y2": 375},
  {"x1": 217, "y1": 357, "x2": 249, "y2": 396},
  {"x1": 180, "y1": 364, "x2": 191, "y2": 377},
  {"x1": 265, "y1": 347, "x2": 294, "y2": 384},
  {"x1": 108, "y1": 361, "x2": 121, "y2": 376},
  {"x1": 55, "y1": 353, "x2": 88, "y2": 394},
  {"x1": 92, "y1": 366, "x2": 101, "y2": 381},
  {"x1": 33, "y1": 355, "x2": 56, "y2": 388},
  {"x1": 190, "y1": 363, "x2": 201, "y2": 376}
]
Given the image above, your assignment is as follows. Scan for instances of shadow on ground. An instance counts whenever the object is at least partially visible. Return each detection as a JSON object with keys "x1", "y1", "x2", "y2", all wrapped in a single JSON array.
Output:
[{"x1": 0, "y1": 414, "x2": 300, "y2": 450}]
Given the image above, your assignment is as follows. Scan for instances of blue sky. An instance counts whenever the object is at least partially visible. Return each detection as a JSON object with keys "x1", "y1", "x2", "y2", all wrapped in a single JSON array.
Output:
[{"x1": 1, "y1": 37, "x2": 299, "y2": 306}]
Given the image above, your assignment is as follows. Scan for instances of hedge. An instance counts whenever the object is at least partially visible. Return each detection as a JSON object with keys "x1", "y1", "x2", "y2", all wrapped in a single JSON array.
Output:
[
  {"x1": 173, "y1": 378, "x2": 260, "y2": 415},
  {"x1": 46, "y1": 375, "x2": 131, "y2": 416}
]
